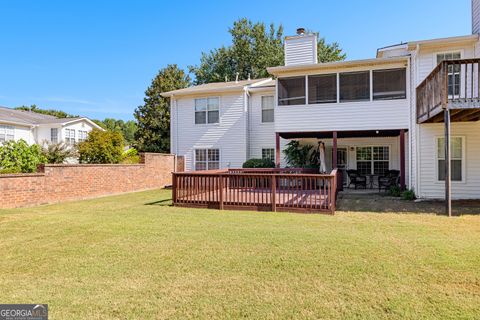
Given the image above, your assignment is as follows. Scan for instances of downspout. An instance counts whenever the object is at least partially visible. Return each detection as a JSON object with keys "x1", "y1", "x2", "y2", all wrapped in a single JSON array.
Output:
[
  {"x1": 415, "y1": 44, "x2": 421, "y2": 197},
  {"x1": 244, "y1": 87, "x2": 251, "y2": 161},
  {"x1": 407, "y1": 55, "x2": 413, "y2": 189}
]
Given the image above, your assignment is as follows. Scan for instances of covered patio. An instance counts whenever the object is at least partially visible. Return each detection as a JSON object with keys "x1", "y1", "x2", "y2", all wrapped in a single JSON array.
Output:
[{"x1": 275, "y1": 129, "x2": 408, "y2": 192}]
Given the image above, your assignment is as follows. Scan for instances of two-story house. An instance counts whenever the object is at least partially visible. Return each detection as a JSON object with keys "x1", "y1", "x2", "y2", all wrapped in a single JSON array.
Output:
[
  {"x1": 0, "y1": 106, "x2": 102, "y2": 145},
  {"x1": 163, "y1": 0, "x2": 480, "y2": 201}
]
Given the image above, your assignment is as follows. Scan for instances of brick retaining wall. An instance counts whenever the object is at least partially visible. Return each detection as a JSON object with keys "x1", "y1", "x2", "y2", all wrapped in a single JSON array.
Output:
[{"x1": 0, "y1": 153, "x2": 178, "y2": 209}]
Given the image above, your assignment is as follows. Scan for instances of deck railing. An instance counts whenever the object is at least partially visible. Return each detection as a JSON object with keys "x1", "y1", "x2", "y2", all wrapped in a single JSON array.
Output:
[
  {"x1": 417, "y1": 58, "x2": 480, "y2": 123},
  {"x1": 172, "y1": 168, "x2": 338, "y2": 214}
]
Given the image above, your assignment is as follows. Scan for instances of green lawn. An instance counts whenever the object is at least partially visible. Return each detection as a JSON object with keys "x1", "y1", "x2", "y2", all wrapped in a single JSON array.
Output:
[{"x1": 0, "y1": 190, "x2": 479, "y2": 319}]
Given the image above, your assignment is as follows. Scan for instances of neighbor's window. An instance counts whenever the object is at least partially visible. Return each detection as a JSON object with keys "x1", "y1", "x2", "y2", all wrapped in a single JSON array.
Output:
[
  {"x1": 356, "y1": 146, "x2": 389, "y2": 175},
  {"x1": 50, "y1": 128, "x2": 58, "y2": 143},
  {"x1": 195, "y1": 97, "x2": 219, "y2": 124},
  {"x1": 78, "y1": 130, "x2": 88, "y2": 142},
  {"x1": 262, "y1": 148, "x2": 275, "y2": 162},
  {"x1": 0, "y1": 125, "x2": 14, "y2": 142},
  {"x1": 373, "y1": 69, "x2": 406, "y2": 100},
  {"x1": 261, "y1": 96, "x2": 274, "y2": 123},
  {"x1": 65, "y1": 129, "x2": 75, "y2": 145},
  {"x1": 308, "y1": 74, "x2": 337, "y2": 104},
  {"x1": 278, "y1": 77, "x2": 306, "y2": 105},
  {"x1": 437, "y1": 52, "x2": 461, "y2": 97},
  {"x1": 437, "y1": 137, "x2": 463, "y2": 181},
  {"x1": 340, "y1": 71, "x2": 370, "y2": 102},
  {"x1": 195, "y1": 148, "x2": 220, "y2": 171}
]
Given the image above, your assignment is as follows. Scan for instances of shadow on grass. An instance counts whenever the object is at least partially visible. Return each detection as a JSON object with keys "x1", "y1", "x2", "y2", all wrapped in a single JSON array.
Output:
[
  {"x1": 144, "y1": 199, "x2": 173, "y2": 207},
  {"x1": 337, "y1": 193, "x2": 480, "y2": 216}
]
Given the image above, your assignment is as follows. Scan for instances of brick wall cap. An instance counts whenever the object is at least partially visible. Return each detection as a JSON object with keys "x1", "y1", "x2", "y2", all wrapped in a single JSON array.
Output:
[{"x1": 0, "y1": 173, "x2": 45, "y2": 178}]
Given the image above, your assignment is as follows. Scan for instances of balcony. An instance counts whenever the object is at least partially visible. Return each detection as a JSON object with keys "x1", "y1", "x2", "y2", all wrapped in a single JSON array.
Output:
[{"x1": 416, "y1": 59, "x2": 480, "y2": 123}]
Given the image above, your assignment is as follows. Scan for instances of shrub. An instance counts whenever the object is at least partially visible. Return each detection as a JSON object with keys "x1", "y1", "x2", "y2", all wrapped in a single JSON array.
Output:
[
  {"x1": 242, "y1": 158, "x2": 275, "y2": 168},
  {"x1": 0, "y1": 140, "x2": 46, "y2": 173},
  {"x1": 78, "y1": 129, "x2": 124, "y2": 164},
  {"x1": 121, "y1": 148, "x2": 141, "y2": 164},
  {"x1": 41, "y1": 141, "x2": 77, "y2": 164},
  {"x1": 283, "y1": 140, "x2": 319, "y2": 168},
  {"x1": 401, "y1": 189, "x2": 416, "y2": 201},
  {"x1": 388, "y1": 185, "x2": 402, "y2": 197}
]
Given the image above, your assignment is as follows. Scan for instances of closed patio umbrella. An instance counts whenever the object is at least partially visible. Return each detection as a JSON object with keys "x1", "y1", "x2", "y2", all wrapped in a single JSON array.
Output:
[{"x1": 319, "y1": 142, "x2": 326, "y2": 173}]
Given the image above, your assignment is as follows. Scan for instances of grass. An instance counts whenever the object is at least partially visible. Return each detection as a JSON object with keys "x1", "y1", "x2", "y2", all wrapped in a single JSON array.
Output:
[{"x1": 0, "y1": 190, "x2": 479, "y2": 319}]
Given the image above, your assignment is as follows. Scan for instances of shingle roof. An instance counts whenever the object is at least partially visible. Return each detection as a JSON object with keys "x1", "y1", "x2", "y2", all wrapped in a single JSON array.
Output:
[
  {"x1": 161, "y1": 78, "x2": 272, "y2": 97},
  {"x1": 0, "y1": 106, "x2": 98, "y2": 128}
]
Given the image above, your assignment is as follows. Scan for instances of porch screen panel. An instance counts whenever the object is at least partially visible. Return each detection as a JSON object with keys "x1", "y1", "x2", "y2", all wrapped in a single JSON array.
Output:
[
  {"x1": 373, "y1": 69, "x2": 406, "y2": 100},
  {"x1": 340, "y1": 71, "x2": 370, "y2": 102},
  {"x1": 308, "y1": 74, "x2": 337, "y2": 104},
  {"x1": 278, "y1": 77, "x2": 306, "y2": 105}
]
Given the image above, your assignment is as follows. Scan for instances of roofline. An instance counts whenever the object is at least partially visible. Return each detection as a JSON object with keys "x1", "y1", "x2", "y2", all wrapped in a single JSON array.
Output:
[
  {"x1": 161, "y1": 78, "x2": 273, "y2": 98},
  {"x1": 267, "y1": 56, "x2": 409, "y2": 76},
  {"x1": 406, "y1": 34, "x2": 479, "y2": 50},
  {"x1": 0, "y1": 120, "x2": 35, "y2": 127},
  {"x1": 61, "y1": 117, "x2": 104, "y2": 130}
]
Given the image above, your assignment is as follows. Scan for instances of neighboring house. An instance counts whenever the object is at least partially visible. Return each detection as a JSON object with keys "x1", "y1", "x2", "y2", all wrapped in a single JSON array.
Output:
[
  {"x1": 162, "y1": 0, "x2": 480, "y2": 200},
  {"x1": 0, "y1": 106, "x2": 103, "y2": 145}
]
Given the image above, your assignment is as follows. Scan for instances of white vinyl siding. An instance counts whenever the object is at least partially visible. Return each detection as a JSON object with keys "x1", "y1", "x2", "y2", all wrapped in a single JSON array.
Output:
[
  {"x1": 284, "y1": 34, "x2": 317, "y2": 66},
  {"x1": 0, "y1": 125, "x2": 14, "y2": 142},
  {"x1": 174, "y1": 93, "x2": 247, "y2": 171},
  {"x1": 248, "y1": 92, "x2": 276, "y2": 161}
]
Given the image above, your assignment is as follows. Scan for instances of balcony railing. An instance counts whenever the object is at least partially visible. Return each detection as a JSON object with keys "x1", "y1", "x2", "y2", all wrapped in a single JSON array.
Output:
[{"x1": 416, "y1": 58, "x2": 480, "y2": 123}]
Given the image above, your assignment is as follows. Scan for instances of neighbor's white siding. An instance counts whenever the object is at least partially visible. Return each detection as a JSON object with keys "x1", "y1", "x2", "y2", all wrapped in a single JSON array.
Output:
[
  {"x1": 248, "y1": 92, "x2": 275, "y2": 159},
  {"x1": 284, "y1": 34, "x2": 317, "y2": 66},
  {"x1": 173, "y1": 93, "x2": 248, "y2": 171},
  {"x1": 417, "y1": 121, "x2": 480, "y2": 199},
  {"x1": 7, "y1": 124, "x2": 34, "y2": 144},
  {"x1": 473, "y1": 0, "x2": 480, "y2": 34}
]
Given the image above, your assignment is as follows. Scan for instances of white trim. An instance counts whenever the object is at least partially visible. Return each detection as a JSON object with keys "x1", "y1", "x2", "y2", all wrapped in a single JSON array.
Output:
[
  {"x1": 194, "y1": 96, "x2": 221, "y2": 125},
  {"x1": 354, "y1": 145, "x2": 392, "y2": 174},
  {"x1": 434, "y1": 135, "x2": 466, "y2": 184},
  {"x1": 260, "y1": 95, "x2": 275, "y2": 123},
  {"x1": 193, "y1": 147, "x2": 221, "y2": 171}
]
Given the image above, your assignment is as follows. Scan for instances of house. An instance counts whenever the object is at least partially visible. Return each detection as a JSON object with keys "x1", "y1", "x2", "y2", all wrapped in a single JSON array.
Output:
[
  {"x1": 163, "y1": 0, "x2": 480, "y2": 201},
  {"x1": 0, "y1": 106, "x2": 103, "y2": 145}
]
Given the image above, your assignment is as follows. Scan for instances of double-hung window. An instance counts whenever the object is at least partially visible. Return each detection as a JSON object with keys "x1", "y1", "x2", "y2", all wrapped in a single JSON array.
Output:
[
  {"x1": 356, "y1": 146, "x2": 389, "y2": 175},
  {"x1": 308, "y1": 74, "x2": 337, "y2": 104},
  {"x1": 278, "y1": 77, "x2": 306, "y2": 105},
  {"x1": 373, "y1": 68, "x2": 406, "y2": 100},
  {"x1": 195, "y1": 149, "x2": 220, "y2": 171},
  {"x1": 262, "y1": 148, "x2": 275, "y2": 162},
  {"x1": 195, "y1": 97, "x2": 219, "y2": 124},
  {"x1": 261, "y1": 96, "x2": 274, "y2": 123},
  {"x1": 50, "y1": 128, "x2": 58, "y2": 143},
  {"x1": 65, "y1": 129, "x2": 75, "y2": 145},
  {"x1": 437, "y1": 52, "x2": 461, "y2": 97},
  {"x1": 0, "y1": 125, "x2": 14, "y2": 143},
  {"x1": 437, "y1": 137, "x2": 463, "y2": 181},
  {"x1": 78, "y1": 130, "x2": 88, "y2": 142},
  {"x1": 340, "y1": 71, "x2": 370, "y2": 102}
]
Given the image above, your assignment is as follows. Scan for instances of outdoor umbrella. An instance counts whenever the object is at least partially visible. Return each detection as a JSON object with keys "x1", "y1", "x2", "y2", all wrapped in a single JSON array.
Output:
[{"x1": 319, "y1": 142, "x2": 326, "y2": 173}]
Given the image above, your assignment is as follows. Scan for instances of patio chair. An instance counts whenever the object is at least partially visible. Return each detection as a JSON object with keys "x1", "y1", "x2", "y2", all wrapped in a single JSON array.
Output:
[
  {"x1": 346, "y1": 169, "x2": 367, "y2": 189},
  {"x1": 378, "y1": 170, "x2": 400, "y2": 191}
]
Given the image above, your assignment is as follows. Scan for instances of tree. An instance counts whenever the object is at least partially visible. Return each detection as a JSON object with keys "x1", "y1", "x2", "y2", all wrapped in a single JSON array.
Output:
[
  {"x1": 98, "y1": 118, "x2": 137, "y2": 145},
  {"x1": 77, "y1": 129, "x2": 124, "y2": 164},
  {"x1": 15, "y1": 104, "x2": 77, "y2": 118},
  {"x1": 41, "y1": 142, "x2": 77, "y2": 164},
  {"x1": 189, "y1": 18, "x2": 346, "y2": 84},
  {"x1": 134, "y1": 64, "x2": 190, "y2": 153}
]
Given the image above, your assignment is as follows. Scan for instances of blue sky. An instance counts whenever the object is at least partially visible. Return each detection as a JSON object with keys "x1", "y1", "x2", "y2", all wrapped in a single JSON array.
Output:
[{"x1": 0, "y1": 0, "x2": 471, "y2": 120}]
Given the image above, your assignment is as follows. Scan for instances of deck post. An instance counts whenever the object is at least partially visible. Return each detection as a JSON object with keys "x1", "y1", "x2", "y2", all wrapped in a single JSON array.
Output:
[
  {"x1": 332, "y1": 131, "x2": 338, "y2": 169},
  {"x1": 218, "y1": 174, "x2": 224, "y2": 210},
  {"x1": 444, "y1": 109, "x2": 452, "y2": 217},
  {"x1": 400, "y1": 129, "x2": 406, "y2": 190},
  {"x1": 275, "y1": 133, "x2": 281, "y2": 168},
  {"x1": 271, "y1": 175, "x2": 277, "y2": 212},
  {"x1": 172, "y1": 173, "x2": 177, "y2": 204}
]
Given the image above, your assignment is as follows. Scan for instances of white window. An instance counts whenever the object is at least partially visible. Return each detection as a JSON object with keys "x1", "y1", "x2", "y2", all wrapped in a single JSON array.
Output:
[
  {"x1": 78, "y1": 130, "x2": 88, "y2": 142},
  {"x1": 437, "y1": 137, "x2": 463, "y2": 181},
  {"x1": 50, "y1": 128, "x2": 58, "y2": 143},
  {"x1": 195, "y1": 149, "x2": 220, "y2": 171},
  {"x1": 65, "y1": 129, "x2": 75, "y2": 145},
  {"x1": 356, "y1": 146, "x2": 389, "y2": 175},
  {"x1": 0, "y1": 125, "x2": 14, "y2": 143},
  {"x1": 195, "y1": 97, "x2": 219, "y2": 124},
  {"x1": 437, "y1": 52, "x2": 461, "y2": 97},
  {"x1": 261, "y1": 96, "x2": 274, "y2": 123},
  {"x1": 262, "y1": 148, "x2": 275, "y2": 162}
]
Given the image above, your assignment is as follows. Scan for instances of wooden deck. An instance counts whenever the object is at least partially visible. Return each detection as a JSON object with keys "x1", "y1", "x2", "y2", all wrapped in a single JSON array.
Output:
[
  {"x1": 417, "y1": 58, "x2": 480, "y2": 123},
  {"x1": 172, "y1": 168, "x2": 339, "y2": 214}
]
